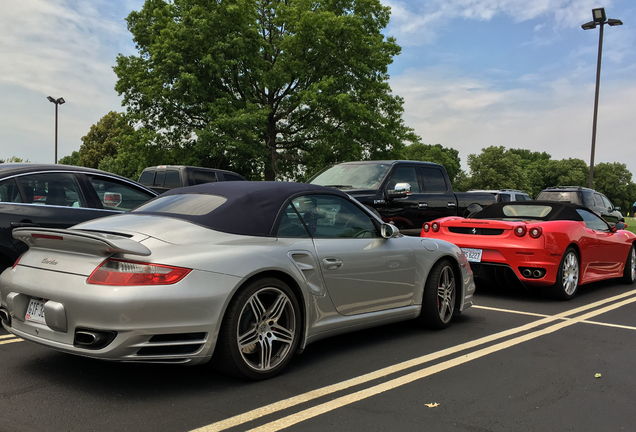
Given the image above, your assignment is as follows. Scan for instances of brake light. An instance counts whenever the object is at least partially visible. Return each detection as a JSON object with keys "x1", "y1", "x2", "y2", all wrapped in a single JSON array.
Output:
[
  {"x1": 514, "y1": 225, "x2": 527, "y2": 237},
  {"x1": 422, "y1": 223, "x2": 430, "y2": 233},
  {"x1": 103, "y1": 192, "x2": 122, "y2": 208},
  {"x1": 432, "y1": 222, "x2": 440, "y2": 232},
  {"x1": 12, "y1": 254, "x2": 24, "y2": 270},
  {"x1": 529, "y1": 226, "x2": 543, "y2": 238},
  {"x1": 32, "y1": 233, "x2": 63, "y2": 240},
  {"x1": 87, "y1": 259, "x2": 191, "y2": 285}
]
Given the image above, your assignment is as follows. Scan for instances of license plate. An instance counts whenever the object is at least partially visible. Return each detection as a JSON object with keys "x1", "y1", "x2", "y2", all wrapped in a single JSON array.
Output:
[
  {"x1": 462, "y1": 248, "x2": 483, "y2": 263},
  {"x1": 25, "y1": 299, "x2": 47, "y2": 324}
]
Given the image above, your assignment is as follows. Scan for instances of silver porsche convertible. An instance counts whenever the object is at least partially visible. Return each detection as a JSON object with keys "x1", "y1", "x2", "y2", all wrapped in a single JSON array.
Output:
[{"x1": 0, "y1": 182, "x2": 475, "y2": 379}]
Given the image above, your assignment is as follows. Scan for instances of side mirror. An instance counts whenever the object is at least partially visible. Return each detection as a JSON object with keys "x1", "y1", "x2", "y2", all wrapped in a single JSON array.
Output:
[
  {"x1": 615, "y1": 206, "x2": 621, "y2": 210},
  {"x1": 381, "y1": 223, "x2": 400, "y2": 238},
  {"x1": 387, "y1": 182, "x2": 411, "y2": 200}
]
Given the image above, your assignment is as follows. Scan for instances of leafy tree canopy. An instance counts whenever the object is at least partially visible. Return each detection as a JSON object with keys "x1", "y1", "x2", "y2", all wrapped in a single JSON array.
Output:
[
  {"x1": 1, "y1": 156, "x2": 30, "y2": 163},
  {"x1": 592, "y1": 162, "x2": 636, "y2": 214},
  {"x1": 402, "y1": 143, "x2": 461, "y2": 186},
  {"x1": 466, "y1": 146, "x2": 528, "y2": 192},
  {"x1": 543, "y1": 158, "x2": 589, "y2": 189},
  {"x1": 114, "y1": 0, "x2": 418, "y2": 181},
  {"x1": 58, "y1": 151, "x2": 80, "y2": 166},
  {"x1": 78, "y1": 111, "x2": 132, "y2": 169}
]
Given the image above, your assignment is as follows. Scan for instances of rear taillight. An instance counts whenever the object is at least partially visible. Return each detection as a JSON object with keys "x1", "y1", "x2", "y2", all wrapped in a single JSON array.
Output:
[
  {"x1": 12, "y1": 254, "x2": 24, "y2": 270},
  {"x1": 529, "y1": 226, "x2": 543, "y2": 239},
  {"x1": 422, "y1": 223, "x2": 430, "y2": 233},
  {"x1": 87, "y1": 259, "x2": 191, "y2": 286},
  {"x1": 431, "y1": 222, "x2": 440, "y2": 232},
  {"x1": 514, "y1": 225, "x2": 527, "y2": 237}
]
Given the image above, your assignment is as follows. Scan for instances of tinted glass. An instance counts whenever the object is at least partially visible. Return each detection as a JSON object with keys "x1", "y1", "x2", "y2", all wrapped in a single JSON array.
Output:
[
  {"x1": 593, "y1": 193, "x2": 605, "y2": 208},
  {"x1": 310, "y1": 163, "x2": 390, "y2": 189},
  {"x1": 154, "y1": 171, "x2": 166, "y2": 187},
  {"x1": 292, "y1": 194, "x2": 378, "y2": 238},
  {"x1": 138, "y1": 171, "x2": 155, "y2": 186},
  {"x1": 193, "y1": 170, "x2": 218, "y2": 185},
  {"x1": 276, "y1": 204, "x2": 310, "y2": 237},
  {"x1": 536, "y1": 191, "x2": 582, "y2": 204},
  {"x1": 223, "y1": 174, "x2": 244, "y2": 181},
  {"x1": 601, "y1": 195, "x2": 613, "y2": 209},
  {"x1": 17, "y1": 173, "x2": 86, "y2": 207},
  {"x1": 576, "y1": 209, "x2": 609, "y2": 231},
  {"x1": 498, "y1": 194, "x2": 511, "y2": 202},
  {"x1": 134, "y1": 194, "x2": 227, "y2": 215},
  {"x1": 387, "y1": 167, "x2": 420, "y2": 193},
  {"x1": 0, "y1": 178, "x2": 22, "y2": 203},
  {"x1": 420, "y1": 168, "x2": 447, "y2": 193},
  {"x1": 164, "y1": 170, "x2": 181, "y2": 188},
  {"x1": 88, "y1": 176, "x2": 155, "y2": 211}
]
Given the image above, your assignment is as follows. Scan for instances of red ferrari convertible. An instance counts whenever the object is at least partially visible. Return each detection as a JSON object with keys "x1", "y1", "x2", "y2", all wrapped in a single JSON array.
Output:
[{"x1": 421, "y1": 201, "x2": 636, "y2": 299}]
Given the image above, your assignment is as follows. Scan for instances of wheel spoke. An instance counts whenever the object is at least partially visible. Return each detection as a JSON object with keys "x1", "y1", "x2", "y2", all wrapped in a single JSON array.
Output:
[
  {"x1": 238, "y1": 326, "x2": 259, "y2": 349},
  {"x1": 247, "y1": 294, "x2": 267, "y2": 322},
  {"x1": 268, "y1": 294, "x2": 290, "y2": 323},
  {"x1": 259, "y1": 337, "x2": 273, "y2": 370},
  {"x1": 271, "y1": 326, "x2": 294, "y2": 344}
]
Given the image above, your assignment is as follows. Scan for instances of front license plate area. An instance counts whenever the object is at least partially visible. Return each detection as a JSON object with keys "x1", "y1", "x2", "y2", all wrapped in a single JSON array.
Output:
[
  {"x1": 25, "y1": 298, "x2": 47, "y2": 324},
  {"x1": 461, "y1": 248, "x2": 483, "y2": 263}
]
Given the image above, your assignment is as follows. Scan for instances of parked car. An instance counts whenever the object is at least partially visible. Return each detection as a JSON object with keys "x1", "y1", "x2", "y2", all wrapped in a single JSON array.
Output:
[
  {"x1": 468, "y1": 189, "x2": 532, "y2": 202},
  {"x1": 309, "y1": 161, "x2": 496, "y2": 236},
  {"x1": 138, "y1": 165, "x2": 246, "y2": 194},
  {"x1": 536, "y1": 186, "x2": 623, "y2": 226},
  {"x1": 420, "y1": 201, "x2": 636, "y2": 300},
  {"x1": 0, "y1": 181, "x2": 475, "y2": 379},
  {"x1": 0, "y1": 164, "x2": 157, "y2": 272}
]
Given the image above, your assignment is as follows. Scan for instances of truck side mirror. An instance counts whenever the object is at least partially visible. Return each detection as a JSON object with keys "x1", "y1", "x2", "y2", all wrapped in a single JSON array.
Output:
[
  {"x1": 381, "y1": 223, "x2": 400, "y2": 238},
  {"x1": 387, "y1": 182, "x2": 411, "y2": 200}
]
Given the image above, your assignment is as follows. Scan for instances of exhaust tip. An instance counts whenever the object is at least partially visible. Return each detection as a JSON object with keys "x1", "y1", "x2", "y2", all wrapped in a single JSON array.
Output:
[
  {"x1": 533, "y1": 269, "x2": 543, "y2": 278},
  {"x1": 74, "y1": 328, "x2": 117, "y2": 350},
  {"x1": 0, "y1": 308, "x2": 11, "y2": 326},
  {"x1": 522, "y1": 269, "x2": 532, "y2": 278}
]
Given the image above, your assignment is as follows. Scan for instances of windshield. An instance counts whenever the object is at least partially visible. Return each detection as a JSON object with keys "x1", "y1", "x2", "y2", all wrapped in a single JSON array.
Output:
[
  {"x1": 310, "y1": 164, "x2": 391, "y2": 189},
  {"x1": 536, "y1": 191, "x2": 582, "y2": 205},
  {"x1": 133, "y1": 194, "x2": 227, "y2": 216}
]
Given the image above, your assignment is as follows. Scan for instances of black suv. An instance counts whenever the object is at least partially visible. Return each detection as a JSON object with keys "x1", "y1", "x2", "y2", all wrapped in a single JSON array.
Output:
[
  {"x1": 536, "y1": 186, "x2": 623, "y2": 225},
  {"x1": 138, "y1": 165, "x2": 246, "y2": 194}
]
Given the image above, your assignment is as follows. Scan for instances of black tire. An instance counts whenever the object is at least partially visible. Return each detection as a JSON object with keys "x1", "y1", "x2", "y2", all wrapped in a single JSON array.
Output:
[
  {"x1": 622, "y1": 244, "x2": 636, "y2": 284},
  {"x1": 545, "y1": 247, "x2": 579, "y2": 300},
  {"x1": 213, "y1": 277, "x2": 301, "y2": 380},
  {"x1": 420, "y1": 259, "x2": 457, "y2": 329}
]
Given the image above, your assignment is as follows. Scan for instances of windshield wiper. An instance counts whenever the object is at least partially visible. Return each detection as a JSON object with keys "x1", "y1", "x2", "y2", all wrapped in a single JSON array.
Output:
[{"x1": 322, "y1": 184, "x2": 354, "y2": 189}]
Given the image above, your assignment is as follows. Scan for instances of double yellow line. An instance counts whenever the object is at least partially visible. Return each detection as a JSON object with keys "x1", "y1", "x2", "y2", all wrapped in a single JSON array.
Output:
[
  {"x1": 193, "y1": 289, "x2": 636, "y2": 432},
  {"x1": 0, "y1": 334, "x2": 22, "y2": 345}
]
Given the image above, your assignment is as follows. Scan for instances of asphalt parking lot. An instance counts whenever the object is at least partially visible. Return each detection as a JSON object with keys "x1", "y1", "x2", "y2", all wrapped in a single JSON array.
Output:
[{"x1": 2, "y1": 280, "x2": 636, "y2": 432}]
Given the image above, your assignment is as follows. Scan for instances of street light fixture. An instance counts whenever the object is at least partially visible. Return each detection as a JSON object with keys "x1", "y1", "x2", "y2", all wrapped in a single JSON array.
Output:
[
  {"x1": 581, "y1": 7, "x2": 623, "y2": 189},
  {"x1": 47, "y1": 96, "x2": 66, "y2": 164}
]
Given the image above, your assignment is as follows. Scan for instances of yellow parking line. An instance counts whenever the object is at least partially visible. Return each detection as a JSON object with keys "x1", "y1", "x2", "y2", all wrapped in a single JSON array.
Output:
[
  {"x1": 246, "y1": 294, "x2": 636, "y2": 432},
  {"x1": 192, "y1": 289, "x2": 636, "y2": 432},
  {"x1": 0, "y1": 337, "x2": 22, "y2": 345}
]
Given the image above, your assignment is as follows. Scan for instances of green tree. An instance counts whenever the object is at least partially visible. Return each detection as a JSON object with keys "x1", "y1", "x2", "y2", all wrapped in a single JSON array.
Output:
[
  {"x1": 508, "y1": 149, "x2": 551, "y2": 197},
  {"x1": 402, "y1": 143, "x2": 461, "y2": 186},
  {"x1": 114, "y1": 0, "x2": 417, "y2": 181},
  {"x1": 78, "y1": 112, "x2": 132, "y2": 169},
  {"x1": 465, "y1": 146, "x2": 528, "y2": 191},
  {"x1": 543, "y1": 158, "x2": 588, "y2": 189},
  {"x1": 58, "y1": 151, "x2": 80, "y2": 166},
  {"x1": 1, "y1": 156, "x2": 30, "y2": 163},
  {"x1": 592, "y1": 162, "x2": 636, "y2": 214}
]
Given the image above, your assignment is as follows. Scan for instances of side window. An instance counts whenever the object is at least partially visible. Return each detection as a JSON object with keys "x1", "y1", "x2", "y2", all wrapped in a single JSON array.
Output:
[
  {"x1": 164, "y1": 170, "x2": 181, "y2": 189},
  {"x1": 138, "y1": 170, "x2": 155, "y2": 186},
  {"x1": 419, "y1": 168, "x2": 448, "y2": 193},
  {"x1": 292, "y1": 194, "x2": 378, "y2": 238},
  {"x1": 593, "y1": 193, "x2": 605, "y2": 208},
  {"x1": 17, "y1": 173, "x2": 86, "y2": 207},
  {"x1": 601, "y1": 195, "x2": 613, "y2": 210},
  {"x1": 223, "y1": 174, "x2": 244, "y2": 181},
  {"x1": 0, "y1": 178, "x2": 22, "y2": 203},
  {"x1": 276, "y1": 204, "x2": 310, "y2": 238},
  {"x1": 499, "y1": 194, "x2": 511, "y2": 202},
  {"x1": 576, "y1": 209, "x2": 610, "y2": 231},
  {"x1": 193, "y1": 170, "x2": 218, "y2": 185},
  {"x1": 88, "y1": 176, "x2": 155, "y2": 211},
  {"x1": 154, "y1": 171, "x2": 166, "y2": 187},
  {"x1": 387, "y1": 167, "x2": 420, "y2": 193}
]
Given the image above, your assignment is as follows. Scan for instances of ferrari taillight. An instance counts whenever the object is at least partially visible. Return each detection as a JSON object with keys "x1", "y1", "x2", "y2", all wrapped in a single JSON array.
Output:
[
  {"x1": 529, "y1": 226, "x2": 543, "y2": 239},
  {"x1": 87, "y1": 259, "x2": 191, "y2": 286},
  {"x1": 422, "y1": 223, "x2": 430, "y2": 233},
  {"x1": 431, "y1": 222, "x2": 440, "y2": 232},
  {"x1": 514, "y1": 225, "x2": 527, "y2": 237}
]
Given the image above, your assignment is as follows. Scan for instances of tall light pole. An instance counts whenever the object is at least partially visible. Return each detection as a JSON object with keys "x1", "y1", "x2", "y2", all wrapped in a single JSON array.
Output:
[
  {"x1": 581, "y1": 8, "x2": 622, "y2": 189},
  {"x1": 47, "y1": 96, "x2": 65, "y2": 164}
]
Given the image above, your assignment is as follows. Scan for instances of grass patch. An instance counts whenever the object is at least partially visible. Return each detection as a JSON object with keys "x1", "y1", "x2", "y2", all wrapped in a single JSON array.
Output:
[{"x1": 622, "y1": 217, "x2": 636, "y2": 235}]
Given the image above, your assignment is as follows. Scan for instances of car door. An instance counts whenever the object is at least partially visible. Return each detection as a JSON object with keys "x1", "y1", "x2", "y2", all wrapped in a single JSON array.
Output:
[
  {"x1": 292, "y1": 194, "x2": 416, "y2": 316},
  {"x1": 576, "y1": 209, "x2": 626, "y2": 278},
  {"x1": 382, "y1": 165, "x2": 424, "y2": 234}
]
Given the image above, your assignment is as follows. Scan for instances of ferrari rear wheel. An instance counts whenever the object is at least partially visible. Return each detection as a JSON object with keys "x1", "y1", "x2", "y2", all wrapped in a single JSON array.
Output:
[
  {"x1": 546, "y1": 247, "x2": 579, "y2": 300},
  {"x1": 621, "y1": 244, "x2": 636, "y2": 284},
  {"x1": 214, "y1": 277, "x2": 301, "y2": 380},
  {"x1": 420, "y1": 259, "x2": 456, "y2": 329}
]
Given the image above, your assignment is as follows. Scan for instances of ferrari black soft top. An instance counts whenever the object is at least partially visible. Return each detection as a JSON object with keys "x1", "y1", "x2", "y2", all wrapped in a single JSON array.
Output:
[
  {"x1": 471, "y1": 201, "x2": 588, "y2": 221},
  {"x1": 132, "y1": 181, "x2": 351, "y2": 236}
]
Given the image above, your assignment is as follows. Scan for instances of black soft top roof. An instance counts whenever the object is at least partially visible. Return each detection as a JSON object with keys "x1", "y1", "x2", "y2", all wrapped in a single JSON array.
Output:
[
  {"x1": 471, "y1": 201, "x2": 588, "y2": 221},
  {"x1": 133, "y1": 181, "x2": 350, "y2": 236}
]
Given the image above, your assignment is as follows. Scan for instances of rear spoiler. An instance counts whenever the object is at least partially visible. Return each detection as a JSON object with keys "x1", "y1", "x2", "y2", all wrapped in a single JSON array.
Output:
[{"x1": 12, "y1": 228, "x2": 151, "y2": 257}]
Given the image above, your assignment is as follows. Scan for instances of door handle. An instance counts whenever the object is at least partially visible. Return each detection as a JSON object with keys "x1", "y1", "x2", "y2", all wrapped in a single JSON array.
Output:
[
  {"x1": 11, "y1": 221, "x2": 40, "y2": 228},
  {"x1": 447, "y1": 202, "x2": 457, "y2": 208},
  {"x1": 418, "y1": 203, "x2": 428, "y2": 208},
  {"x1": 322, "y1": 258, "x2": 343, "y2": 270}
]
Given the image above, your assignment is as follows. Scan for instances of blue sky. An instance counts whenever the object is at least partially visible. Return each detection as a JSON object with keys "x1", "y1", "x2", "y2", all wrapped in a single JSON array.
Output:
[{"x1": 1, "y1": 0, "x2": 634, "y2": 181}]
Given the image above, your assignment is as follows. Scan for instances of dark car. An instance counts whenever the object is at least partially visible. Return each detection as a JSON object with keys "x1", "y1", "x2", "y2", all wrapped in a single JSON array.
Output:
[
  {"x1": 0, "y1": 164, "x2": 157, "y2": 272},
  {"x1": 468, "y1": 189, "x2": 532, "y2": 202},
  {"x1": 138, "y1": 165, "x2": 246, "y2": 194},
  {"x1": 536, "y1": 186, "x2": 623, "y2": 225}
]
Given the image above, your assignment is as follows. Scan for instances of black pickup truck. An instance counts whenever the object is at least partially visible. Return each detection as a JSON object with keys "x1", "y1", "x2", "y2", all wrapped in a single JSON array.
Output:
[{"x1": 309, "y1": 160, "x2": 496, "y2": 236}]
